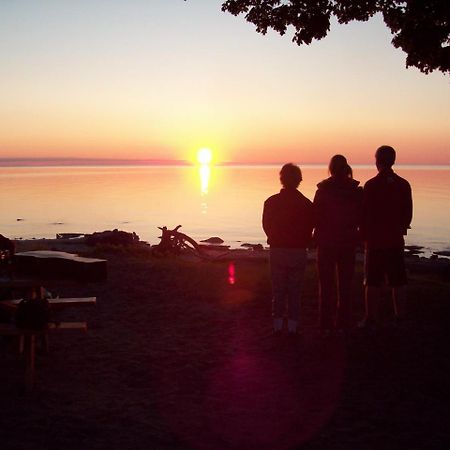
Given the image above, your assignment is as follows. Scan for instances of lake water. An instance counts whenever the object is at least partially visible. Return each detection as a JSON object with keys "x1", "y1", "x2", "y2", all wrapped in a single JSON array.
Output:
[{"x1": 0, "y1": 165, "x2": 449, "y2": 255}]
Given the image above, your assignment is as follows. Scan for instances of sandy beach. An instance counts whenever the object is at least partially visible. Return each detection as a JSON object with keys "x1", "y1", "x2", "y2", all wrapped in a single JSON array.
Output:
[{"x1": 0, "y1": 239, "x2": 450, "y2": 450}]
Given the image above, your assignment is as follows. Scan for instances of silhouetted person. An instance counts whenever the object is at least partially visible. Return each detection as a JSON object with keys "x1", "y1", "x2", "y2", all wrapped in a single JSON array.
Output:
[
  {"x1": 360, "y1": 146, "x2": 413, "y2": 329},
  {"x1": 314, "y1": 155, "x2": 363, "y2": 337},
  {"x1": 263, "y1": 163, "x2": 313, "y2": 335}
]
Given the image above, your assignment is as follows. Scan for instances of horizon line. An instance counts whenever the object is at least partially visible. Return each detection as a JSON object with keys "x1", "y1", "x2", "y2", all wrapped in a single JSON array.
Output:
[{"x1": 0, "y1": 157, "x2": 449, "y2": 168}]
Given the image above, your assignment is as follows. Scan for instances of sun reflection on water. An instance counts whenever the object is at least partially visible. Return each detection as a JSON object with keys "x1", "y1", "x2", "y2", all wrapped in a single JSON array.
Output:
[
  {"x1": 197, "y1": 148, "x2": 213, "y2": 214},
  {"x1": 199, "y1": 164, "x2": 210, "y2": 195}
]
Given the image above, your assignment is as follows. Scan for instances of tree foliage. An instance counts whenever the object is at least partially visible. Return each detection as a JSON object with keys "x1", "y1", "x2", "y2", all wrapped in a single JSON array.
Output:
[{"x1": 220, "y1": 0, "x2": 450, "y2": 74}]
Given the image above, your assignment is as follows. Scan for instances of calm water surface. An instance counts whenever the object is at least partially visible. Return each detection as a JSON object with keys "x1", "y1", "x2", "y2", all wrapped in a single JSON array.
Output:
[{"x1": 0, "y1": 165, "x2": 449, "y2": 255}]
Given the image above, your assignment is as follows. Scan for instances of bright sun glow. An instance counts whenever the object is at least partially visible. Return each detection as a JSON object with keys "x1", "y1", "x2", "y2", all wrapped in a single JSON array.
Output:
[{"x1": 197, "y1": 148, "x2": 212, "y2": 165}]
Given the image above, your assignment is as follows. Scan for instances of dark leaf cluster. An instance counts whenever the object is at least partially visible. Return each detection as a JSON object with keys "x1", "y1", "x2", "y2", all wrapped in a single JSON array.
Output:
[{"x1": 220, "y1": 0, "x2": 450, "y2": 74}]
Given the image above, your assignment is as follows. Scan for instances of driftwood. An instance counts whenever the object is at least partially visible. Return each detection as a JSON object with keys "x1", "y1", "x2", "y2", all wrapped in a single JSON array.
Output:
[
  {"x1": 153, "y1": 225, "x2": 202, "y2": 256},
  {"x1": 153, "y1": 226, "x2": 235, "y2": 261}
]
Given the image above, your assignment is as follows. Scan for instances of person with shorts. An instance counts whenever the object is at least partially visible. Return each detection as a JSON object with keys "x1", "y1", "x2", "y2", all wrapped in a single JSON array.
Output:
[
  {"x1": 360, "y1": 146, "x2": 413, "y2": 328},
  {"x1": 263, "y1": 163, "x2": 314, "y2": 335}
]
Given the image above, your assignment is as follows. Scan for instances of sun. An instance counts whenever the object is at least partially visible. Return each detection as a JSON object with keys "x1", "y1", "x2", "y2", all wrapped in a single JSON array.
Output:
[{"x1": 197, "y1": 147, "x2": 212, "y2": 165}]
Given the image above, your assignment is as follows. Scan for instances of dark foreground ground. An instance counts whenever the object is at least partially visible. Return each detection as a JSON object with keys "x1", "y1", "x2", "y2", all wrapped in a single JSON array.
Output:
[{"x1": 1, "y1": 243, "x2": 450, "y2": 450}]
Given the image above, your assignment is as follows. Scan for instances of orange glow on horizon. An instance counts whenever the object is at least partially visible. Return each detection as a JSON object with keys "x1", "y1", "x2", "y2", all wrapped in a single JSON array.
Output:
[{"x1": 1, "y1": 102, "x2": 448, "y2": 165}]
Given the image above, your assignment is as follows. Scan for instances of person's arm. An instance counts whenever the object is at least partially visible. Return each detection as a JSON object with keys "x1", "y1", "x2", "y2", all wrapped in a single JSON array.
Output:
[
  {"x1": 312, "y1": 189, "x2": 324, "y2": 230},
  {"x1": 403, "y1": 182, "x2": 413, "y2": 234},
  {"x1": 360, "y1": 185, "x2": 370, "y2": 242},
  {"x1": 262, "y1": 200, "x2": 272, "y2": 238},
  {"x1": 356, "y1": 187, "x2": 364, "y2": 243},
  {"x1": 306, "y1": 199, "x2": 315, "y2": 248}
]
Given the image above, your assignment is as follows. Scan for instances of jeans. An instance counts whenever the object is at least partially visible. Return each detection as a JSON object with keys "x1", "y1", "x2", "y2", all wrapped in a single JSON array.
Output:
[
  {"x1": 317, "y1": 246, "x2": 355, "y2": 330},
  {"x1": 270, "y1": 248, "x2": 307, "y2": 321}
]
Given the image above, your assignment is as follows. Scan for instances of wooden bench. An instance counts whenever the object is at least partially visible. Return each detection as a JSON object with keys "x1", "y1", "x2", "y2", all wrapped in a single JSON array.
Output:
[{"x1": 0, "y1": 321, "x2": 87, "y2": 392}]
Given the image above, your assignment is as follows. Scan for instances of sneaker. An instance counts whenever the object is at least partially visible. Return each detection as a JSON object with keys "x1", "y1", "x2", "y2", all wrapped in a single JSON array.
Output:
[
  {"x1": 287, "y1": 319, "x2": 298, "y2": 334},
  {"x1": 273, "y1": 317, "x2": 283, "y2": 334}
]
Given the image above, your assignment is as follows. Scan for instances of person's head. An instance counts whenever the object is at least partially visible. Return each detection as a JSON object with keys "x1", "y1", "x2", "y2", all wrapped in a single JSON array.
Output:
[
  {"x1": 375, "y1": 145, "x2": 396, "y2": 171},
  {"x1": 329, "y1": 154, "x2": 353, "y2": 179},
  {"x1": 280, "y1": 163, "x2": 302, "y2": 189}
]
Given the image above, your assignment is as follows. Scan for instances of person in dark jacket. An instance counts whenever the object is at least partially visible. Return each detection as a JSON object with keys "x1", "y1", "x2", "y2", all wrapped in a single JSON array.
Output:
[
  {"x1": 263, "y1": 163, "x2": 314, "y2": 335},
  {"x1": 360, "y1": 145, "x2": 413, "y2": 329},
  {"x1": 314, "y1": 155, "x2": 363, "y2": 336}
]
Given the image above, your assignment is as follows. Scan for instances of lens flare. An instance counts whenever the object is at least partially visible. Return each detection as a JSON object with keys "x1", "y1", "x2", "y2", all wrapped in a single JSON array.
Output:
[{"x1": 228, "y1": 262, "x2": 235, "y2": 285}]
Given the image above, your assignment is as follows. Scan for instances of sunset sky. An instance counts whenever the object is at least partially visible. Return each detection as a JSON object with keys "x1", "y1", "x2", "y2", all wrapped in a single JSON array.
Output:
[{"x1": 1, "y1": 0, "x2": 449, "y2": 165}]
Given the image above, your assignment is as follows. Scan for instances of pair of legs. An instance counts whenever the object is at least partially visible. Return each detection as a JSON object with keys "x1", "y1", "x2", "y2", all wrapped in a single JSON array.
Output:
[
  {"x1": 270, "y1": 248, "x2": 307, "y2": 333},
  {"x1": 364, "y1": 285, "x2": 407, "y2": 323},
  {"x1": 363, "y1": 247, "x2": 407, "y2": 324},
  {"x1": 317, "y1": 246, "x2": 355, "y2": 332}
]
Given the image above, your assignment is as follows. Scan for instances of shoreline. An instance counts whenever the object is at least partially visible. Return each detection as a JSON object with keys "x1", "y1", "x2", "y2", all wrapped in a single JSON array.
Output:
[
  {"x1": 12, "y1": 236, "x2": 450, "y2": 259},
  {"x1": 11, "y1": 238, "x2": 450, "y2": 282}
]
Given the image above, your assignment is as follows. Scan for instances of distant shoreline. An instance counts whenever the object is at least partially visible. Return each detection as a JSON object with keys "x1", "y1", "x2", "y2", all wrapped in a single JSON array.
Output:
[{"x1": 1, "y1": 160, "x2": 449, "y2": 169}]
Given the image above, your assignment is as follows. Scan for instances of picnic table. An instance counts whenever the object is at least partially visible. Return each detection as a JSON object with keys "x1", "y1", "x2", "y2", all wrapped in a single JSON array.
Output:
[
  {"x1": 0, "y1": 297, "x2": 96, "y2": 311},
  {"x1": 0, "y1": 279, "x2": 96, "y2": 391},
  {"x1": 14, "y1": 250, "x2": 107, "y2": 281}
]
